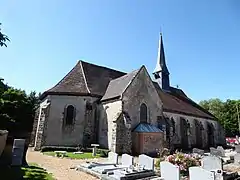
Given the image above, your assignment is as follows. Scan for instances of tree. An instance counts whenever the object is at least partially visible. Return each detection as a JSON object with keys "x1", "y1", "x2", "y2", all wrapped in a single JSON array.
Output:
[
  {"x1": 199, "y1": 98, "x2": 240, "y2": 137},
  {"x1": 0, "y1": 23, "x2": 10, "y2": 47},
  {"x1": 0, "y1": 80, "x2": 39, "y2": 165}
]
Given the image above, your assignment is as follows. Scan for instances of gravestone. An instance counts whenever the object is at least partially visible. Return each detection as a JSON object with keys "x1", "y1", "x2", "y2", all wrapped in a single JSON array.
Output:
[
  {"x1": 202, "y1": 156, "x2": 223, "y2": 171},
  {"x1": 108, "y1": 152, "x2": 118, "y2": 164},
  {"x1": 189, "y1": 167, "x2": 215, "y2": 180},
  {"x1": 121, "y1": 154, "x2": 133, "y2": 167},
  {"x1": 210, "y1": 147, "x2": 222, "y2": 157},
  {"x1": 160, "y1": 161, "x2": 180, "y2": 180},
  {"x1": 193, "y1": 148, "x2": 205, "y2": 155},
  {"x1": 235, "y1": 145, "x2": 240, "y2": 153},
  {"x1": 139, "y1": 154, "x2": 154, "y2": 171},
  {"x1": 234, "y1": 153, "x2": 240, "y2": 165},
  {"x1": 12, "y1": 139, "x2": 25, "y2": 166},
  {"x1": 217, "y1": 146, "x2": 225, "y2": 157}
]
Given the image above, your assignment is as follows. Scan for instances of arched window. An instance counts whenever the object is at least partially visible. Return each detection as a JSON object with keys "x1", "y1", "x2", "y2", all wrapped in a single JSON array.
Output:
[
  {"x1": 171, "y1": 118, "x2": 175, "y2": 134},
  {"x1": 140, "y1": 103, "x2": 148, "y2": 123},
  {"x1": 65, "y1": 105, "x2": 75, "y2": 125}
]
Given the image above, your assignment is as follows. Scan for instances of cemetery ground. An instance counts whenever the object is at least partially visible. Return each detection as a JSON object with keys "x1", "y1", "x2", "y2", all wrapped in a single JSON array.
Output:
[
  {"x1": 0, "y1": 163, "x2": 54, "y2": 180},
  {"x1": 43, "y1": 151, "x2": 101, "y2": 159},
  {"x1": 27, "y1": 148, "x2": 104, "y2": 180}
]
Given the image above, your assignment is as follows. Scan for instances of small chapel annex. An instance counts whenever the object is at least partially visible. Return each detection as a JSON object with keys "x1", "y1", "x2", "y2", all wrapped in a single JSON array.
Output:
[{"x1": 30, "y1": 34, "x2": 226, "y2": 155}]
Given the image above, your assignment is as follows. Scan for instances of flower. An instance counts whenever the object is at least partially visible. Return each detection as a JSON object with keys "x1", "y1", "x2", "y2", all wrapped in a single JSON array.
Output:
[{"x1": 165, "y1": 152, "x2": 201, "y2": 176}]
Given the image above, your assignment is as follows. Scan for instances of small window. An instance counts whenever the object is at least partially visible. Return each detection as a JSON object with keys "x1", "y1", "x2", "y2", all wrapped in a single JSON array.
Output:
[
  {"x1": 65, "y1": 105, "x2": 75, "y2": 125},
  {"x1": 140, "y1": 103, "x2": 148, "y2": 123}
]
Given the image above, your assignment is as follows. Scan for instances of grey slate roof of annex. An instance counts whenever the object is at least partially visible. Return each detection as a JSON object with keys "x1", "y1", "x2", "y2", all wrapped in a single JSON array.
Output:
[{"x1": 101, "y1": 68, "x2": 141, "y2": 101}]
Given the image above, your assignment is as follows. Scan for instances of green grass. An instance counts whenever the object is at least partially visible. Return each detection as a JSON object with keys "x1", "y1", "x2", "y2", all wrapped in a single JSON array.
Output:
[
  {"x1": 43, "y1": 151, "x2": 101, "y2": 159},
  {"x1": 0, "y1": 163, "x2": 54, "y2": 180}
]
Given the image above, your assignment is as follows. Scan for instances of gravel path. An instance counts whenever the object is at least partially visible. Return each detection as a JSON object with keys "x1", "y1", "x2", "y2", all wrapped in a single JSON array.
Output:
[{"x1": 27, "y1": 148, "x2": 105, "y2": 180}]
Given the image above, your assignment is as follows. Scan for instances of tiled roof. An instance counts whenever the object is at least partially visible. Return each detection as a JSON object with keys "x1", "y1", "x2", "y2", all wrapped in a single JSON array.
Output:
[
  {"x1": 45, "y1": 61, "x2": 89, "y2": 94},
  {"x1": 153, "y1": 82, "x2": 215, "y2": 119},
  {"x1": 81, "y1": 61, "x2": 125, "y2": 96},
  {"x1": 101, "y1": 68, "x2": 141, "y2": 101},
  {"x1": 41, "y1": 60, "x2": 215, "y2": 120},
  {"x1": 41, "y1": 60, "x2": 125, "y2": 98}
]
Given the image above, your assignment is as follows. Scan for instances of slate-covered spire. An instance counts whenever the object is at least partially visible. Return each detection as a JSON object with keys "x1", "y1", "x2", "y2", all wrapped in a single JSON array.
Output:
[{"x1": 153, "y1": 33, "x2": 170, "y2": 91}]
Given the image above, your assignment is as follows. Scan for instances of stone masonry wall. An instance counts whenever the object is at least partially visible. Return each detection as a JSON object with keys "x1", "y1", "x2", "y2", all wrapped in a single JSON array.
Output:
[
  {"x1": 43, "y1": 95, "x2": 98, "y2": 147},
  {"x1": 99, "y1": 100, "x2": 122, "y2": 150},
  {"x1": 122, "y1": 66, "x2": 163, "y2": 130},
  {"x1": 29, "y1": 107, "x2": 40, "y2": 147},
  {"x1": 163, "y1": 111, "x2": 226, "y2": 149},
  {"x1": 34, "y1": 106, "x2": 50, "y2": 150}
]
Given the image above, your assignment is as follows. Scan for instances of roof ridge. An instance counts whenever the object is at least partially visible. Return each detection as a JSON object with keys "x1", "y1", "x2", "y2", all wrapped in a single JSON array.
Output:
[
  {"x1": 79, "y1": 60, "x2": 126, "y2": 75},
  {"x1": 79, "y1": 61, "x2": 91, "y2": 93}
]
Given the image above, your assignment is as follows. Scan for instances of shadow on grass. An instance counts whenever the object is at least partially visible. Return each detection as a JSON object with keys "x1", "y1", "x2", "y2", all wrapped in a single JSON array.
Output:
[{"x1": 0, "y1": 164, "x2": 54, "y2": 180}]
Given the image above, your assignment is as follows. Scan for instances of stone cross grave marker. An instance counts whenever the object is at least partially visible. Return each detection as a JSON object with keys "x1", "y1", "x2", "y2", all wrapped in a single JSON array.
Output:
[
  {"x1": 121, "y1": 154, "x2": 133, "y2": 167},
  {"x1": 12, "y1": 139, "x2": 25, "y2": 166},
  {"x1": 160, "y1": 161, "x2": 180, "y2": 180},
  {"x1": 217, "y1": 146, "x2": 225, "y2": 157},
  {"x1": 210, "y1": 147, "x2": 223, "y2": 157},
  {"x1": 108, "y1": 152, "x2": 118, "y2": 164},
  {"x1": 189, "y1": 167, "x2": 215, "y2": 180},
  {"x1": 139, "y1": 154, "x2": 154, "y2": 171},
  {"x1": 193, "y1": 148, "x2": 205, "y2": 155},
  {"x1": 235, "y1": 145, "x2": 240, "y2": 153},
  {"x1": 202, "y1": 156, "x2": 223, "y2": 171}
]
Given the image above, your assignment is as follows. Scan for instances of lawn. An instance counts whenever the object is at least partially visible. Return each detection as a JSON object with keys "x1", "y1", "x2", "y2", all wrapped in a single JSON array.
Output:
[
  {"x1": 0, "y1": 163, "x2": 54, "y2": 180},
  {"x1": 43, "y1": 151, "x2": 101, "y2": 159}
]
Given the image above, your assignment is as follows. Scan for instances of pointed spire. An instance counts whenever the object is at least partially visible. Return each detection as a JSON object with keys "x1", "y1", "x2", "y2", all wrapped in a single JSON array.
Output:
[{"x1": 154, "y1": 33, "x2": 169, "y2": 75}]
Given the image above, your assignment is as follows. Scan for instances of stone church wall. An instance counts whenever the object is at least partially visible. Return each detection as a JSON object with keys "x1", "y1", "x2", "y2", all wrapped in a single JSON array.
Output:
[
  {"x1": 98, "y1": 100, "x2": 122, "y2": 150},
  {"x1": 163, "y1": 111, "x2": 225, "y2": 149},
  {"x1": 43, "y1": 95, "x2": 98, "y2": 147},
  {"x1": 122, "y1": 67, "x2": 163, "y2": 129}
]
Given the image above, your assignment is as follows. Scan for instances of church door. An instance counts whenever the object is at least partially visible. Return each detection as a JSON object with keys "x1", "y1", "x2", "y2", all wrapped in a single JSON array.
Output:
[
  {"x1": 195, "y1": 120, "x2": 203, "y2": 148},
  {"x1": 180, "y1": 118, "x2": 189, "y2": 150}
]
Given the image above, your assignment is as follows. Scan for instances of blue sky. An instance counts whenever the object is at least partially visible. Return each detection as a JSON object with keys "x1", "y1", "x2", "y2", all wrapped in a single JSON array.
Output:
[{"x1": 0, "y1": 0, "x2": 239, "y2": 102}]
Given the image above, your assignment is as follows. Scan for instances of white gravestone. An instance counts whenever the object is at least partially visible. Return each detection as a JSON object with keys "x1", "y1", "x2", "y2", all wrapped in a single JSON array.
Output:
[
  {"x1": 217, "y1": 146, "x2": 225, "y2": 157},
  {"x1": 193, "y1": 148, "x2": 205, "y2": 155},
  {"x1": 202, "y1": 156, "x2": 223, "y2": 171},
  {"x1": 139, "y1": 154, "x2": 154, "y2": 171},
  {"x1": 12, "y1": 139, "x2": 25, "y2": 166},
  {"x1": 121, "y1": 154, "x2": 133, "y2": 167},
  {"x1": 234, "y1": 153, "x2": 240, "y2": 165},
  {"x1": 189, "y1": 167, "x2": 215, "y2": 180},
  {"x1": 108, "y1": 152, "x2": 118, "y2": 164},
  {"x1": 235, "y1": 145, "x2": 240, "y2": 153},
  {"x1": 210, "y1": 147, "x2": 222, "y2": 157},
  {"x1": 160, "y1": 161, "x2": 180, "y2": 180}
]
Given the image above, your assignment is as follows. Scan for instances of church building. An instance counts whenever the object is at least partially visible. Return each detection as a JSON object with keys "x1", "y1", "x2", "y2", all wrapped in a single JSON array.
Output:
[{"x1": 30, "y1": 34, "x2": 226, "y2": 155}]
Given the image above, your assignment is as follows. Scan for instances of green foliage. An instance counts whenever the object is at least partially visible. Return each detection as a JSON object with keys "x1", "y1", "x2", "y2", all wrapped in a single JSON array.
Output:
[
  {"x1": 43, "y1": 151, "x2": 100, "y2": 159},
  {"x1": 199, "y1": 98, "x2": 240, "y2": 136},
  {"x1": 0, "y1": 23, "x2": 10, "y2": 47},
  {"x1": 0, "y1": 79, "x2": 39, "y2": 134}
]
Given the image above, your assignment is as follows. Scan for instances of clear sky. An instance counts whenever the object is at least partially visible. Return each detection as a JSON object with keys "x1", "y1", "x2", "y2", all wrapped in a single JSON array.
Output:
[{"x1": 0, "y1": 0, "x2": 239, "y2": 102}]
